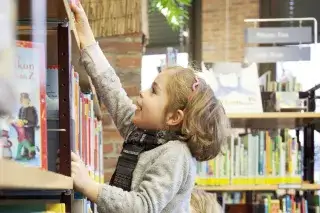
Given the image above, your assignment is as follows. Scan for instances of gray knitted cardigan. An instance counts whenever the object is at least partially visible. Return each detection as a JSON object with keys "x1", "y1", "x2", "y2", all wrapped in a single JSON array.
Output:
[{"x1": 80, "y1": 42, "x2": 196, "y2": 213}]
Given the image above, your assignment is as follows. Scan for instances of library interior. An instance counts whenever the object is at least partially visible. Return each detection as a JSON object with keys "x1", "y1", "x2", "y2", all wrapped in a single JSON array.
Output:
[{"x1": 1, "y1": 0, "x2": 320, "y2": 212}]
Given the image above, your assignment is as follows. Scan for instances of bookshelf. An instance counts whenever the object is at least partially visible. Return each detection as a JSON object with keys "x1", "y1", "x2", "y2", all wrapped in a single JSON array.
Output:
[
  {"x1": 196, "y1": 183, "x2": 320, "y2": 192},
  {"x1": 0, "y1": 0, "x2": 104, "y2": 213},
  {"x1": 195, "y1": 87, "x2": 320, "y2": 211}
]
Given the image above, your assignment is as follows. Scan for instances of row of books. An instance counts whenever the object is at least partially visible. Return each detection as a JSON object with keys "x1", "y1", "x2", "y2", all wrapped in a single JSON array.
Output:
[
  {"x1": 260, "y1": 70, "x2": 302, "y2": 92},
  {"x1": 196, "y1": 130, "x2": 303, "y2": 186},
  {"x1": 0, "y1": 199, "x2": 94, "y2": 213},
  {"x1": 221, "y1": 192, "x2": 319, "y2": 213},
  {"x1": 47, "y1": 65, "x2": 104, "y2": 183}
]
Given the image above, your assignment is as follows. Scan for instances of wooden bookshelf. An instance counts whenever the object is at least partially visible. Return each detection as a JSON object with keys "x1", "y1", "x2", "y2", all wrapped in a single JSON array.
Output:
[
  {"x1": 0, "y1": 159, "x2": 73, "y2": 190},
  {"x1": 228, "y1": 112, "x2": 320, "y2": 129},
  {"x1": 195, "y1": 183, "x2": 320, "y2": 192}
]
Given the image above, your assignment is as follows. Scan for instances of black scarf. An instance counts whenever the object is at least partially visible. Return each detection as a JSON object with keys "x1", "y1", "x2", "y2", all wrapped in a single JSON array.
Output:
[{"x1": 109, "y1": 128, "x2": 180, "y2": 191}]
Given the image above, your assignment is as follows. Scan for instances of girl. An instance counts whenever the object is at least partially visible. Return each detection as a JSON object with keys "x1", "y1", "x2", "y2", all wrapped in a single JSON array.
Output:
[{"x1": 69, "y1": 2, "x2": 230, "y2": 213}]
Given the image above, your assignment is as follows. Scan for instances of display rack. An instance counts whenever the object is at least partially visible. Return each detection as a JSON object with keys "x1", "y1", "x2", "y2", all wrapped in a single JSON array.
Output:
[{"x1": 0, "y1": 1, "x2": 103, "y2": 213}]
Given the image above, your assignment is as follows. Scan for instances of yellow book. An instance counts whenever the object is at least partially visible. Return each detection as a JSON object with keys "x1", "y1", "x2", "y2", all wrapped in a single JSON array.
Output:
[{"x1": 47, "y1": 203, "x2": 66, "y2": 213}]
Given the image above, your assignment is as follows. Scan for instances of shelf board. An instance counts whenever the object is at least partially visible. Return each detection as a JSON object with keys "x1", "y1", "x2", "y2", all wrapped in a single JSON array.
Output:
[
  {"x1": 0, "y1": 159, "x2": 73, "y2": 190},
  {"x1": 196, "y1": 183, "x2": 320, "y2": 192},
  {"x1": 228, "y1": 112, "x2": 320, "y2": 129}
]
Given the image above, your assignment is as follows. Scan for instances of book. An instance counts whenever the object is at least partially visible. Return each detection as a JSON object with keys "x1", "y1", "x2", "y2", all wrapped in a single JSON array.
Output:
[
  {"x1": 45, "y1": 65, "x2": 104, "y2": 212},
  {"x1": 200, "y1": 62, "x2": 263, "y2": 114},
  {"x1": 1, "y1": 40, "x2": 47, "y2": 169},
  {"x1": 0, "y1": 202, "x2": 65, "y2": 213}
]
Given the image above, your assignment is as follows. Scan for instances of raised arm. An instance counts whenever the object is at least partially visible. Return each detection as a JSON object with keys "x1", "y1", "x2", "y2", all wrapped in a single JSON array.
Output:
[
  {"x1": 80, "y1": 43, "x2": 136, "y2": 138},
  {"x1": 69, "y1": 2, "x2": 136, "y2": 138}
]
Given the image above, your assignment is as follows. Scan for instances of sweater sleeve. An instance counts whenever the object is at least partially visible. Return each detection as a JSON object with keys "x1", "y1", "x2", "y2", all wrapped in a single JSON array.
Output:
[
  {"x1": 80, "y1": 42, "x2": 136, "y2": 138},
  {"x1": 96, "y1": 144, "x2": 189, "y2": 213}
]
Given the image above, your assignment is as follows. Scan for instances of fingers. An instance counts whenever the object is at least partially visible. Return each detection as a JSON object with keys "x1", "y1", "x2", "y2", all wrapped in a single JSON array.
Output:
[
  {"x1": 57, "y1": 151, "x2": 81, "y2": 172},
  {"x1": 70, "y1": 2, "x2": 83, "y2": 14},
  {"x1": 71, "y1": 151, "x2": 81, "y2": 162},
  {"x1": 71, "y1": 161, "x2": 78, "y2": 178}
]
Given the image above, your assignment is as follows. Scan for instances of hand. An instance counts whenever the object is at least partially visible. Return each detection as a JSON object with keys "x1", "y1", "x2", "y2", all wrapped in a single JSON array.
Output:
[
  {"x1": 71, "y1": 152, "x2": 92, "y2": 192},
  {"x1": 57, "y1": 151, "x2": 100, "y2": 201},
  {"x1": 71, "y1": 152, "x2": 100, "y2": 202},
  {"x1": 70, "y1": 2, "x2": 96, "y2": 48}
]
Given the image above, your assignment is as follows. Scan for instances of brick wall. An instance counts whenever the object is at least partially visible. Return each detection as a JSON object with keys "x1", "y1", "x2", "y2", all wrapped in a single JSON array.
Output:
[
  {"x1": 97, "y1": 33, "x2": 142, "y2": 182},
  {"x1": 202, "y1": 0, "x2": 260, "y2": 62}
]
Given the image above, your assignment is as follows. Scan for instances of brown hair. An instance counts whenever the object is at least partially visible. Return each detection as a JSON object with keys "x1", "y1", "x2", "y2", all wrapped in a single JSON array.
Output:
[
  {"x1": 190, "y1": 189, "x2": 223, "y2": 213},
  {"x1": 165, "y1": 66, "x2": 230, "y2": 161}
]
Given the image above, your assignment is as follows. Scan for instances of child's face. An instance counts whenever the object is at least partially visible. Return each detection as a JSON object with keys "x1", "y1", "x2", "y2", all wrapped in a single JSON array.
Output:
[{"x1": 133, "y1": 71, "x2": 171, "y2": 130}]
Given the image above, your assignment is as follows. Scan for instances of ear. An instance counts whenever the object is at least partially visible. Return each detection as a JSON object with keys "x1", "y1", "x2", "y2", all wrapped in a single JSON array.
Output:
[{"x1": 166, "y1": 109, "x2": 184, "y2": 127}]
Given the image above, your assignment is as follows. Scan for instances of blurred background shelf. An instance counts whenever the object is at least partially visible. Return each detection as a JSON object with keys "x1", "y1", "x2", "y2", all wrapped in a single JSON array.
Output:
[
  {"x1": 228, "y1": 112, "x2": 320, "y2": 129},
  {"x1": 195, "y1": 183, "x2": 320, "y2": 192}
]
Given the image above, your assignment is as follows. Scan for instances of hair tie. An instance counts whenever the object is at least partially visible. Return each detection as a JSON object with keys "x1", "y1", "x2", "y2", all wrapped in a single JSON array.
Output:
[{"x1": 192, "y1": 77, "x2": 200, "y2": 91}]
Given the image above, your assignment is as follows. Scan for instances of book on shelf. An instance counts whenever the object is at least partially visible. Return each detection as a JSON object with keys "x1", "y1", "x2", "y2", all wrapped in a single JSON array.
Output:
[
  {"x1": 200, "y1": 62, "x2": 263, "y2": 114},
  {"x1": 260, "y1": 70, "x2": 302, "y2": 93},
  {"x1": 259, "y1": 70, "x2": 306, "y2": 112},
  {"x1": 73, "y1": 197, "x2": 94, "y2": 213},
  {"x1": 220, "y1": 192, "x2": 320, "y2": 213},
  {"x1": 196, "y1": 129, "x2": 303, "y2": 186},
  {"x1": 46, "y1": 65, "x2": 104, "y2": 183},
  {"x1": 0, "y1": 40, "x2": 47, "y2": 169},
  {"x1": 0, "y1": 202, "x2": 66, "y2": 213}
]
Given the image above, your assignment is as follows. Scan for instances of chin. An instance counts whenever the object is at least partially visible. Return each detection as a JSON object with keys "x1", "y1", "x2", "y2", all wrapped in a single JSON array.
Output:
[
  {"x1": 132, "y1": 117, "x2": 157, "y2": 130},
  {"x1": 133, "y1": 120, "x2": 151, "y2": 130},
  {"x1": 132, "y1": 116, "x2": 144, "y2": 129}
]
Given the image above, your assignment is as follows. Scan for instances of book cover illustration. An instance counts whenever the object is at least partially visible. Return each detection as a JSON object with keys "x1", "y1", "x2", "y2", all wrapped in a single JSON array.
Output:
[
  {"x1": 0, "y1": 40, "x2": 47, "y2": 169},
  {"x1": 200, "y1": 62, "x2": 263, "y2": 113}
]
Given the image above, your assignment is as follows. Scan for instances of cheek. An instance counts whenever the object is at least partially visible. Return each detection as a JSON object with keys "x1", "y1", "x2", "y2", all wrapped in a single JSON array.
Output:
[{"x1": 141, "y1": 99, "x2": 166, "y2": 122}]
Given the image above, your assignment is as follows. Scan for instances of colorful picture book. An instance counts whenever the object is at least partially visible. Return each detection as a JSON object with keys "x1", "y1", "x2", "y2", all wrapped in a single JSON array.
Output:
[
  {"x1": 200, "y1": 62, "x2": 263, "y2": 113},
  {"x1": 0, "y1": 40, "x2": 47, "y2": 169}
]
